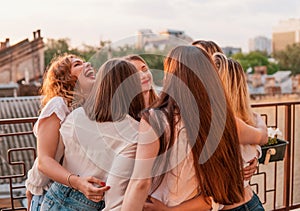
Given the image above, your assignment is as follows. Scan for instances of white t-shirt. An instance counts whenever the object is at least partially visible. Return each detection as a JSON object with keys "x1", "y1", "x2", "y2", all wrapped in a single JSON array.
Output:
[
  {"x1": 241, "y1": 144, "x2": 261, "y2": 187},
  {"x1": 150, "y1": 122, "x2": 199, "y2": 206},
  {"x1": 60, "y1": 107, "x2": 139, "y2": 211},
  {"x1": 25, "y1": 96, "x2": 70, "y2": 195}
]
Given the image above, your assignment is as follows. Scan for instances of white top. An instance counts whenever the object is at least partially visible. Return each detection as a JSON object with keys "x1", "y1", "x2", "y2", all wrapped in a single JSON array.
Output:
[
  {"x1": 25, "y1": 96, "x2": 70, "y2": 195},
  {"x1": 151, "y1": 124, "x2": 199, "y2": 206},
  {"x1": 241, "y1": 144, "x2": 261, "y2": 187},
  {"x1": 59, "y1": 107, "x2": 139, "y2": 211}
]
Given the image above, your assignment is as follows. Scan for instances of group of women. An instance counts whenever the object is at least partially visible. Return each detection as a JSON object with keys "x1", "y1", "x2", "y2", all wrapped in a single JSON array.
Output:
[{"x1": 25, "y1": 40, "x2": 268, "y2": 211}]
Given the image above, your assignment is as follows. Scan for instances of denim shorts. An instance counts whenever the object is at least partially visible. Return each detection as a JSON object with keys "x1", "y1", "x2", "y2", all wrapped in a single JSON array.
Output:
[
  {"x1": 41, "y1": 182, "x2": 105, "y2": 211},
  {"x1": 225, "y1": 192, "x2": 265, "y2": 211},
  {"x1": 30, "y1": 194, "x2": 44, "y2": 211}
]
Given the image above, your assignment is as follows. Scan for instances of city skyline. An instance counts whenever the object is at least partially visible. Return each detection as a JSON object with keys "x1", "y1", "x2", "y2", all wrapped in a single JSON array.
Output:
[{"x1": 1, "y1": 0, "x2": 300, "y2": 52}]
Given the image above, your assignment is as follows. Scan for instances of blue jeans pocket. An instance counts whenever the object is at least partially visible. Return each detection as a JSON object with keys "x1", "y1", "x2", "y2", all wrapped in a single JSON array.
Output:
[{"x1": 40, "y1": 195, "x2": 55, "y2": 210}]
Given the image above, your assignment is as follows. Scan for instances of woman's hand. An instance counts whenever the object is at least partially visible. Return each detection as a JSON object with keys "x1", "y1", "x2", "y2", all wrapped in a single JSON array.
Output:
[
  {"x1": 70, "y1": 175, "x2": 110, "y2": 202},
  {"x1": 252, "y1": 112, "x2": 268, "y2": 146},
  {"x1": 144, "y1": 196, "x2": 170, "y2": 211},
  {"x1": 243, "y1": 157, "x2": 258, "y2": 181}
]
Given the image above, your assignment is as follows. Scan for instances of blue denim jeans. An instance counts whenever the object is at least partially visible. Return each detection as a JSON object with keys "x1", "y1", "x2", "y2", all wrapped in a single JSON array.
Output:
[
  {"x1": 30, "y1": 194, "x2": 44, "y2": 211},
  {"x1": 41, "y1": 182, "x2": 105, "y2": 211},
  {"x1": 225, "y1": 192, "x2": 265, "y2": 211}
]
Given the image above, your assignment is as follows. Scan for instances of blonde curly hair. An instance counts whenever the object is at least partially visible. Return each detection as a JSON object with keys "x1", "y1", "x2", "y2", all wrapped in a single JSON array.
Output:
[{"x1": 40, "y1": 53, "x2": 83, "y2": 108}]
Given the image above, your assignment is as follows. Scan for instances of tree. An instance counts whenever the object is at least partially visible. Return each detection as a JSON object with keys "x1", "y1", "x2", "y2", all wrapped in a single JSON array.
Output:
[
  {"x1": 43, "y1": 38, "x2": 166, "y2": 85},
  {"x1": 141, "y1": 54, "x2": 165, "y2": 86},
  {"x1": 232, "y1": 51, "x2": 279, "y2": 74},
  {"x1": 274, "y1": 43, "x2": 300, "y2": 75},
  {"x1": 44, "y1": 38, "x2": 97, "y2": 70},
  {"x1": 44, "y1": 38, "x2": 72, "y2": 67}
]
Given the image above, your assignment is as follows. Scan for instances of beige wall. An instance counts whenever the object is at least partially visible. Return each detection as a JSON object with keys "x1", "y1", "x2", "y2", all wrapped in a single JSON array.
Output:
[
  {"x1": 0, "y1": 39, "x2": 44, "y2": 84},
  {"x1": 272, "y1": 31, "x2": 296, "y2": 52}
]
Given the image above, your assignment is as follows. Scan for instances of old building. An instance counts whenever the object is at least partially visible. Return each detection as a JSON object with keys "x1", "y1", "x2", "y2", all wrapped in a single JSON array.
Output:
[{"x1": 0, "y1": 30, "x2": 44, "y2": 85}]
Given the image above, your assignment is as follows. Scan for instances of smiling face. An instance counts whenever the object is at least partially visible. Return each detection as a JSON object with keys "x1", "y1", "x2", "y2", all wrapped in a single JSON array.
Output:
[
  {"x1": 130, "y1": 59, "x2": 153, "y2": 92},
  {"x1": 70, "y1": 58, "x2": 95, "y2": 79},
  {"x1": 70, "y1": 57, "x2": 96, "y2": 94}
]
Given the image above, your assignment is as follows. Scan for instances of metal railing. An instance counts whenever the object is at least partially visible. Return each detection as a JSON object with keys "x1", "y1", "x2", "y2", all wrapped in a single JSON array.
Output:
[
  {"x1": 0, "y1": 117, "x2": 37, "y2": 211},
  {"x1": 251, "y1": 101, "x2": 300, "y2": 210},
  {"x1": 0, "y1": 101, "x2": 299, "y2": 210}
]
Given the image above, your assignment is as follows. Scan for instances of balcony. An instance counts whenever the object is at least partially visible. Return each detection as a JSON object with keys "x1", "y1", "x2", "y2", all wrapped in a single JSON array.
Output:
[{"x1": 0, "y1": 98, "x2": 300, "y2": 210}]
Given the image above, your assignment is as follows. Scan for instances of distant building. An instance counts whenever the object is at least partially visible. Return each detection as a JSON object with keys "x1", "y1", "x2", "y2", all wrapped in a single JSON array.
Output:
[
  {"x1": 0, "y1": 30, "x2": 44, "y2": 84},
  {"x1": 248, "y1": 70, "x2": 293, "y2": 96},
  {"x1": 222, "y1": 46, "x2": 242, "y2": 56},
  {"x1": 159, "y1": 29, "x2": 193, "y2": 42},
  {"x1": 0, "y1": 30, "x2": 44, "y2": 97},
  {"x1": 292, "y1": 74, "x2": 300, "y2": 93},
  {"x1": 136, "y1": 29, "x2": 193, "y2": 51},
  {"x1": 254, "y1": 66, "x2": 268, "y2": 75},
  {"x1": 0, "y1": 82, "x2": 18, "y2": 97},
  {"x1": 248, "y1": 36, "x2": 272, "y2": 55},
  {"x1": 272, "y1": 18, "x2": 300, "y2": 53}
]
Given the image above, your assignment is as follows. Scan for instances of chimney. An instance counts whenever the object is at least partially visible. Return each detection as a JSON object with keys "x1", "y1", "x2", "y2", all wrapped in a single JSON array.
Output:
[
  {"x1": 5, "y1": 38, "x2": 10, "y2": 47},
  {"x1": 0, "y1": 42, "x2": 5, "y2": 49},
  {"x1": 37, "y1": 29, "x2": 41, "y2": 38},
  {"x1": 33, "y1": 31, "x2": 36, "y2": 39}
]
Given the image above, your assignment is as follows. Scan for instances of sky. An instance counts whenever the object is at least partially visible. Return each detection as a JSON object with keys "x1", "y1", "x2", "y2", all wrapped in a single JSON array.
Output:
[{"x1": 1, "y1": 0, "x2": 300, "y2": 52}]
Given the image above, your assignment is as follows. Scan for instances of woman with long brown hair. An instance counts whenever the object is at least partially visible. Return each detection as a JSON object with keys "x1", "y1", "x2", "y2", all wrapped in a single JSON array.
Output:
[
  {"x1": 213, "y1": 52, "x2": 265, "y2": 210},
  {"x1": 40, "y1": 58, "x2": 146, "y2": 210},
  {"x1": 123, "y1": 54, "x2": 159, "y2": 107},
  {"x1": 122, "y1": 45, "x2": 248, "y2": 210}
]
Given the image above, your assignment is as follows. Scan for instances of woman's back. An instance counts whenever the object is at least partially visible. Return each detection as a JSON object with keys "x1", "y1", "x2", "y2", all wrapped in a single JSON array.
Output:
[
  {"x1": 151, "y1": 126, "x2": 198, "y2": 206},
  {"x1": 60, "y1": 107, "x2": 139, "y2": 210}
]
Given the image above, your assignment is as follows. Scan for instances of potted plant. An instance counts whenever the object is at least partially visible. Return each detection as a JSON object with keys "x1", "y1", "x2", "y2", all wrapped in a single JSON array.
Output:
[{"x1": 258, "y1": 128, "x2": 289, "y2": 165}]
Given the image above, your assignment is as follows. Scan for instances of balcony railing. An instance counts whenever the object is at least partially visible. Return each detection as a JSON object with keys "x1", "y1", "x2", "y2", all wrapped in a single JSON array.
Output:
[
  {"x1": 251, "y1": 101, "x2": 300, "y2": 210},
  {"x1": 0, "y1": 117, "x2": 37, "y2": 211},
  {"x1": 0, "y1": 101, "x2": 299, "y2": 210}
]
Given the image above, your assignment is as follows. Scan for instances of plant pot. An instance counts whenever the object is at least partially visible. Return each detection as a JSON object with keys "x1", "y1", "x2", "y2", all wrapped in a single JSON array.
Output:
[{"x1": 259, "y1": 139, "x2": 289, "y2": 164}]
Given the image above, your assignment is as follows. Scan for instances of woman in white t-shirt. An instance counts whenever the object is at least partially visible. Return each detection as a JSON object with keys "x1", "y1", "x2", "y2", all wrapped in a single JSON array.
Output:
[
  {"x1": 40, "y1": 58, "x2": 146, "y2": 210},
  {"x1": 25, "y1": 54, "x2": 100, "y2": 210}
]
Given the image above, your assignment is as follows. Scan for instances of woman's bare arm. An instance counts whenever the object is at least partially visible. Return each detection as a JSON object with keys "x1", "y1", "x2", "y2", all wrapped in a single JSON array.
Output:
[
  {"x1": 37, "y1": 114, "x2": 109, "y2": 202},
  {"x1": 121, "y1": 118, "x2": 160, "y2": 211}
]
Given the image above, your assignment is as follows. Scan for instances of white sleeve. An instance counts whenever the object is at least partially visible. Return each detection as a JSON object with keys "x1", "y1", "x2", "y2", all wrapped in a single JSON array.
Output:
[{"x1": 33, "y1": 97, "x2": 70, "y2": 136}]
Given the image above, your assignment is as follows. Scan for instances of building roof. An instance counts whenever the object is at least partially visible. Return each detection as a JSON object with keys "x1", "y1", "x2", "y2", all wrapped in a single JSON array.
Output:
[
  {"x1": 248, "y1": 70, "x2": 293, "y2": 95},
  {"x1": 272, "y1": 70, "x2": 292, "y2": 83},
  {"x1": 0, "y1": 96, "x2": 41, "y2": 184}
]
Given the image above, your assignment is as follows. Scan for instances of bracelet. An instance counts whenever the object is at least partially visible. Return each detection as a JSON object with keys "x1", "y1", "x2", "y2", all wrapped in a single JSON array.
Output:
[{"x1": 67, "y1": 173, "x2": 78, "y2": 190}]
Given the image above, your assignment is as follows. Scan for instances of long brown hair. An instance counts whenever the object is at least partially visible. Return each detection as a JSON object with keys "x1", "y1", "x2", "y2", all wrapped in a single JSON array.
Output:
[
  {"x1": 83, "y1": 58, "x2": 145, "y2": 122},
  {"x1": 144, "y1": 45, "x2": 244, "y2": 204},
  {"x1": 123, "y1": 54, "x2": 159, "y2": 106},
  {"x1": 192, "y1": 40, "x2": 223, "y2": 57},
  {"x1": 40, "y1": 54, "x2": 80, "y2": 108},
  {"x1": 213, "y1": 53, "x2": 255, "y2": 126}
]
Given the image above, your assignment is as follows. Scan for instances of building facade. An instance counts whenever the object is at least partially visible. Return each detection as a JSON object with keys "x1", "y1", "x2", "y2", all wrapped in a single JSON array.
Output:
[
  {"x1": 136, "y1": 29, "x2": 193, "y2": 51},
  {"x1": 249, "y1": 36, "x2": 272, "y2": 55},
  {"x1": 0, "y1": 30, "x2": 44, "y2": 84},
  {"x1": 222, "y1": 46, "x2": 242, "y2": 56},
  {"x1": 272, "y1": 18, "x2": 300, "y2": 53}
]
